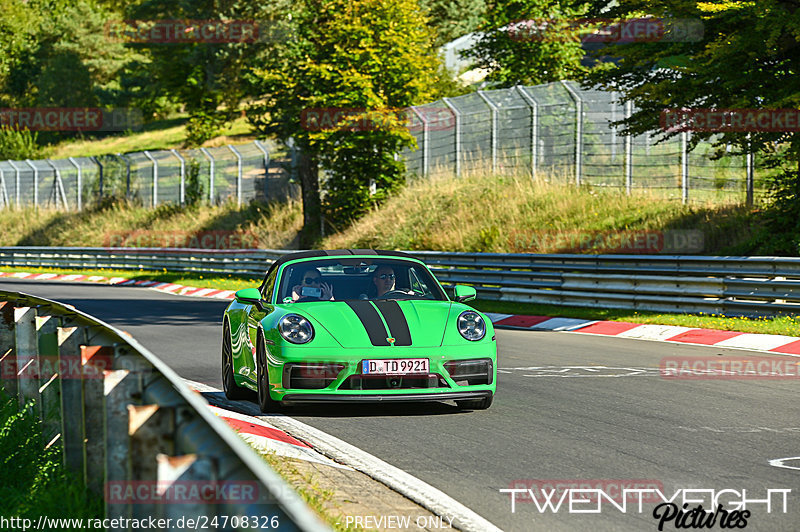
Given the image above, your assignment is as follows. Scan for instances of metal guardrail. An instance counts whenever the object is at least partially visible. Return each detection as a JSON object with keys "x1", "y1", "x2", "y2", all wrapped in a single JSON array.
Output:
[
  {"x1": 2, "y1": 247, "x2": 800, "y2": 315},
  {"x1": 0, "y1": 290, "x2": 329, "y2": 532}
]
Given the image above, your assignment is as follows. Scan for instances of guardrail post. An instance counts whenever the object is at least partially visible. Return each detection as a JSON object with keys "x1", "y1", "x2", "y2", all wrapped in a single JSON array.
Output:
[
  {"x1": 409, "y1": 107, "x2": 429, "y2": 176},
  {"x1": 0, "y1": 301, "x2": 18, "y2": 398},
  {"x1": 128, "y1": 403, "x2": 176, "y2": 520},
  {"x1": 516, "y1": 86, "x2": 539, "y2": 179},
  {"x1": 7, "y1": 160, "x2": 22, "y2": 207},
  {"x1": 200, "y1": 148, "x2": 215, "y2": 204},
  {"x1": 625, "y1": 101, "x2": 633, "y2": 195},
  {"x1": 157, "y1": 454, "x2": 215, "y2": 522},
  {"x1": 143, "y1": 151, "x2": 158, "y2": 207},
  {"x1": 83, "y1": 344, "x2": 113, "y2": 493},
  {"x1": 171, "y1": 149, "x2": 186, "y2": 206},
  {"x1": 58, "y1": 325, "x2": 87, "y2": 476},
  {"x1": 14, "y1": 306, "x2": 41, "y2": 414},
  {"x1": 560, "y1": 81, "x2": 583, "y2": 186},
  {"x1": 36, "y1": 315, "x2": 61, "y2": 445},
  {"x1": 24, "y1": 159, "x2": 39, "y2": 208},
  {"x1": 477, "y1": 91, "x2": 499, "y2": 173},
  {"x1": 442, "y1": 98, "x2": 461, "y2": 177},
  {"x1": 68, "y1": 157, "x2": 83, "y2": 211},
  {"x1": 228, "y1": 145, "x2": 243, "y2": 206}
]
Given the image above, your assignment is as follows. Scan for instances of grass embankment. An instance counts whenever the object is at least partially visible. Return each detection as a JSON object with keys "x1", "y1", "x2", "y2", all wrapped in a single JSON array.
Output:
[
  {"x1": 46, "y1": 115, "x2": 256, "y2": 159},
  {"x1": 2, "y1": 173, "x2": 796, "y2": 336},
  {"x1": 0, "y1": 389, "x2": 103, "y2": 522}
]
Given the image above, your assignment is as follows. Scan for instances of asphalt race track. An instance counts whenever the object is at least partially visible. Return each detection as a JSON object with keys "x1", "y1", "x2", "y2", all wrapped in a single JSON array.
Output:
[{"x1": 2, "y1": 279, "x2": 799, "y2": 531}]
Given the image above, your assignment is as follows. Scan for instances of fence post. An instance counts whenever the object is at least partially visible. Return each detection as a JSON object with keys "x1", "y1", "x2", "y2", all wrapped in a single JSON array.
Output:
[
  {"x1": 625, "y1": 101, "x2": 633, "y2": 195},
  {"x1": 560, "y1": 81, "x2": 583, "y2": 186},
  {"x1": 92, "y1": 156, "x2": 103, "y2": 199},
  {"x1": 610, "y1": 91, "x2": 618, "y2": 163},
  {"x1": 253, "y1": 140, "x2": 270, "y2": 199},
  {"x1": 0, "y1": 168, "x2": 7, "y2": 208},
  {"x1": 516, "y1": 86, "x2": 539, "y2": 179},
  {"x1": 143, "y1": 151, "x2": 158, "y2": 207},
  {"x1": 24, "y1": 159, "x2": 39, "y2": 208},
  {"x1": 200, "y1": 148, "x2": 215, "y2": 203},
  {"x1": 228, "y1": 145, "x2": 243, "y2": 206},
  {"x1": 477, "y1": 91, "x2": 498, "y2": 173},
  {"x1": 442, "y1": 98, "x2": 461, "y2": 177},
  {"x1": 67, "y1": 157, "x2": 82, "y2": 211},
  {"x1": 117, "y1": 153, "x2": 131, "y2": 200},
  {"x1": 409, "y1": 107, "x2": 429, "y2": 175},
  {"x1": 681, "y1": 131, "x2": 689, "y2": 204},
  {"x1": 46, "y1": 159, "x2": 69, "y2": 210},
  {"x1": 746, "y1": 136, "x2": 754, "y2": 207},
  {"x1": 7, "y1": 160, "x2": 21, "y2": 207},
  {"x1": 170, "y1": 149, "x2": 186, "y2": 206}
]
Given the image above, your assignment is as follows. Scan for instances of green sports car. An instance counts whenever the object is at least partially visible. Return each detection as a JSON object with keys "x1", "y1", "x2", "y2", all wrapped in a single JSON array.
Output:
[{"x1": 221, "y1": 249, "x2": 496, "y2": 412}]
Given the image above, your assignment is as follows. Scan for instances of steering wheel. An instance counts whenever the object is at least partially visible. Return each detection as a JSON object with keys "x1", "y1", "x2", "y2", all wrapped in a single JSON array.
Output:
[{"x1": 375, "y1": 289, "x2": 413, "y2": 300}]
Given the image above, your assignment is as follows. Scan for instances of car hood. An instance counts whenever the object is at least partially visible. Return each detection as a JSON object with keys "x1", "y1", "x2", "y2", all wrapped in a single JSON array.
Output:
[{"x1": 297, "y1": 300, "x2": 452, "y2": 348}]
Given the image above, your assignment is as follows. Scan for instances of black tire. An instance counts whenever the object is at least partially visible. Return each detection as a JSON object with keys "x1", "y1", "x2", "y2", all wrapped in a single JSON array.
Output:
[
  {"x1": 456, "y1": 394, "x2": 493, "y2": 410},
  {"x1": 222, "y1": 321, "x2": 250, "y2": 400},
  {"x1": 256, "y1": 331, "x2": 281, "y2": 413}
]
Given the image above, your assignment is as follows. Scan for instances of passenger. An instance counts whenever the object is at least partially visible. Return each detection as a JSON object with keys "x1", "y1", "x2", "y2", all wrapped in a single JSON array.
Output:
[{"x1": 291, "y1": 267, "x2": 334, "y2": 301}]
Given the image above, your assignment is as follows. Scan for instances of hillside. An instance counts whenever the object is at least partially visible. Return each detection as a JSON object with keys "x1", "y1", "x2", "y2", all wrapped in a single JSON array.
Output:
[{"x1": 0, "y1": 174, "x2": 761, "y2": 256}]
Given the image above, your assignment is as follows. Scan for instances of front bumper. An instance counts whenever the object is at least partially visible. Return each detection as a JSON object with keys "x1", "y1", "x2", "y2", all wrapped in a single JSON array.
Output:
[{"x1": 282, "y1": 390, "x2": 492, "y2": 404}]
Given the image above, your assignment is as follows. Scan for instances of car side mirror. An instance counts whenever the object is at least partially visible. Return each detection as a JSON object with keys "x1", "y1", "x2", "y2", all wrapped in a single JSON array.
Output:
[
  {"x1": 453, "y1": 285, "x2": 477, "y2": 303},
  {"x1": 235, "y1": 288, "x2": 265, "y2": 311}
]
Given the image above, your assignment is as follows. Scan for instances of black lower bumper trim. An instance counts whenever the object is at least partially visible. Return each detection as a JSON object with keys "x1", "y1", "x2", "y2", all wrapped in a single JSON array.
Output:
[{"x1": 281, "y1": 391, "x2": 492, "y2": 404}]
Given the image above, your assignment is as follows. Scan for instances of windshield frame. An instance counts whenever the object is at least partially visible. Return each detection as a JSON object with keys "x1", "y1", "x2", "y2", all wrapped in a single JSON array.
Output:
[{"x1": 271, "y1": 255, "x2": 449, "y2": 304}]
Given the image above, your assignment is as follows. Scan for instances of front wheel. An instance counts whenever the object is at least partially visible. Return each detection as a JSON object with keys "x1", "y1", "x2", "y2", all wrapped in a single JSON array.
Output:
[
  {"x1": 222, "y1": 321, "x2": 250, "y2": 400},
  {"x1": 256, "y1": 332, "x2": 281, "y2": 413},
  {"x1": 456, "y1": 395, "x2": 493, "y2": 410}
]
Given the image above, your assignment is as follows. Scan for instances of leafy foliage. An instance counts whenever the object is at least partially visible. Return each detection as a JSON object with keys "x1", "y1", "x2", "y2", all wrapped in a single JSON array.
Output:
[
  {"x1": 421, "y1": 0, "x2": 488, "y2": 47},
  {"x1": 0, "y1": 126, "x2": 41, "y2": 160},
  {"x1": 464, "y1": 0, "x2": 592, "y2": 86}
]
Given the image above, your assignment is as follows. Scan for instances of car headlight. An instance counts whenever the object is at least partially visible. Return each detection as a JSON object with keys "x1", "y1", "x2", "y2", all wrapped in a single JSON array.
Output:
[
  {"x1": 279, "y1": 314, "x2": 314, "y2": 344},
  {"x1": 457, "y1": 311, "x2": 486, "y2": 341}
]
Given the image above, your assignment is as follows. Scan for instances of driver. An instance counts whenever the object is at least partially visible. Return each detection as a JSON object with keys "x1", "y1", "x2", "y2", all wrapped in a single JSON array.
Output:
[
  {"x1": 291, "y1": 267, "x2": 334, "y2": 301},
  {"x1": 371, "y1": 265, "x2": 413, "y2": 298}
]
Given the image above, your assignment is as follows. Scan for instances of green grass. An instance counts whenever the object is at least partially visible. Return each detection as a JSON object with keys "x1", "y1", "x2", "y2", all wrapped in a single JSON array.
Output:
[
  {"x1": 472, "y1": 299, "x2": 800, "y2": 337},
  {"x1": 0, "y1": 389, "x2": 103, "y2": 523},
  {"x1": 46, "y1": 115, "x2": 256, "y2": 159}
]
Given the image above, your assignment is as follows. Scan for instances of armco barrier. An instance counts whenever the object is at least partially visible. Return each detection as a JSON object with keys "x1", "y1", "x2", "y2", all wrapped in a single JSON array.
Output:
[
  {"x1": 0, "y1": 290, "x2": 329, "y2": 532},
  {"x1": 2, "y1": 247, "x2": 800, "y2": 315}
]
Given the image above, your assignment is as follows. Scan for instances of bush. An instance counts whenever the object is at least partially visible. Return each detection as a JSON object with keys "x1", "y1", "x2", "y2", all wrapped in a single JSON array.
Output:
[{"x1": 0, "y1": 126, "x2": 41, "y2": 160}]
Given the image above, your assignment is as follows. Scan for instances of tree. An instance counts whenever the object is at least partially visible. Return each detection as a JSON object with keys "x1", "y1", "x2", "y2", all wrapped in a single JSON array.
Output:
[
  {"x1": 247, "y1": 0, "x2": 444, "y2": 244},
  {"x1": 420, "y1": 0, "x2": 488, "y2": 47},
  {"x1": 583, "y1": 0, "x2": 800, "y2": 253},
  {"x1": 464, "y1": 0, "x2": 592, "y2": 86}
]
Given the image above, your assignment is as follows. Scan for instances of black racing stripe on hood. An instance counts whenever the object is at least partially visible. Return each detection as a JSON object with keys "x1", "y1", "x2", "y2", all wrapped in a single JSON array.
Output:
[
  {"x1": 373, "y1": 300, "x2": 412, "y2": 346},
  {"x1": 345, "y1": 300, "x2": 390, "y2": 346}
]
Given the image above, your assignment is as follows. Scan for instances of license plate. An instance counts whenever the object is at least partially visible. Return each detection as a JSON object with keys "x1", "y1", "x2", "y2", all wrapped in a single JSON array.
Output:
[{"x1": 362, "y1": 358, "x2": 429, "y2": 375}]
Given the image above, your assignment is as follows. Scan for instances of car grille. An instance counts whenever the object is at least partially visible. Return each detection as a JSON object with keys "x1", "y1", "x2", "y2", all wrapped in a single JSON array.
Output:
[{"x1": 339, "y1": 373, "x2": 450, "y2": 390}]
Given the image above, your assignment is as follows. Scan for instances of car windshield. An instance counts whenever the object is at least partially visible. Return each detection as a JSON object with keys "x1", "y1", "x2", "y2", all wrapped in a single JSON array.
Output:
[{"x1": 276, "y1": 258, "x2": 447, "y2": 303}]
